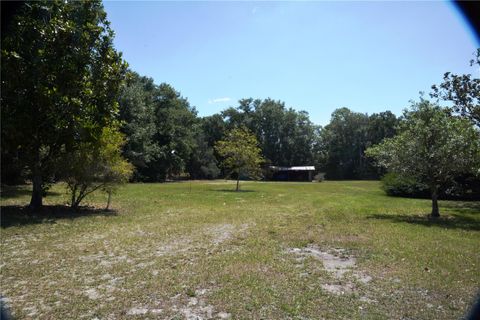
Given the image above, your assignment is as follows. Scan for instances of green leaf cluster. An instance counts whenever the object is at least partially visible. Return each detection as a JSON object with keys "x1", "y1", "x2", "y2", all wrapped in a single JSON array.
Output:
[
  {"x1": 431, "y1": 49, "x2": 480, "y2": 127},
  {"x1": 215, "y1": 127, "x2": 264, "y2": 181},
  {"x1": 118, "y1": 76, "x2": 198, "y2": 181},
  {"x1": 319, "y1": 108, "x2": 399, "y2": 179},
  {"x1": 366, "y1": 101, "x2": 480, "y2": 184},
  {"x1": 221, "y1": 99, "x2": 320, "y2": 168},
  {"x1": 366, "y1": 100, "x2": 480, "y2": 215},
  {"x1": 61, "y1": 125, "x2": 133, "y2": 208},
  {"x1": 1, "y1": 0, "x2": 127, "y2": 207}
]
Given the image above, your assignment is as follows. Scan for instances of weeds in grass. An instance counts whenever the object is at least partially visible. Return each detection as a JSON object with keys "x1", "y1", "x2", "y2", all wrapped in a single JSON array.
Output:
[{"x1": 1, "y1": 181, "x2": 478, "y2": 319}]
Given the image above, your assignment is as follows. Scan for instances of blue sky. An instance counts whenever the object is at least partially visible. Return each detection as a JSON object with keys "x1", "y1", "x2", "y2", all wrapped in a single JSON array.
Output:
[{"x1": 103, "y1": 1, "x2": 478, "y2": 126}]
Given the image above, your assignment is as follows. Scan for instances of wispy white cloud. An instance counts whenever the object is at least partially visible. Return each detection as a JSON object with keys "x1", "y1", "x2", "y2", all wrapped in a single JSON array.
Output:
[
  {"x1": 252, "y1": 6, "x2": 258, "y2": 15},
  {"x1": 208, "y1": 97, "x2": 231, "y2": 104}
]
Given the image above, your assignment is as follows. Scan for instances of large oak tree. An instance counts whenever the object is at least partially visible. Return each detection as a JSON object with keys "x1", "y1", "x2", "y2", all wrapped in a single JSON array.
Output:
[{"x1": 1, "y1": 0, "x2": 127, "y2": 209}]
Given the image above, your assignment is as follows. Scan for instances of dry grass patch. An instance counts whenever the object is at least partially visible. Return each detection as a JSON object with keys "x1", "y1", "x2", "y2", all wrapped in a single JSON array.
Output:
[{"x1": 1, "y1": 181, "x2": 479, "y2": 319}]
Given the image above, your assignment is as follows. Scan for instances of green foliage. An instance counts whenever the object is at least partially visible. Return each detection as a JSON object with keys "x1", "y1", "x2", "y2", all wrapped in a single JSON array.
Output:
[
  {"x1": 1, "y1": 0, "x2": 127, "y2": 208},
  {"x1": 367, "y1": 101, "x2": 480, "y2": 180},
  {"x1": 382, "y1": 172, "x2": 480, "y2": 200},
  {"x1": 187, "y1": 127, "x2": 220, "y2": 179},
  {"x1": 381, "y1": 173, "x2": 430, "y2": 198},
  {"x1": 431, "y1": 48, "x2": 480, "y2": 127},
  {"x1": 147, "y1": 83, "x2": 197, "y2": 181},
  {"x1": 366, "y1": 100, "x2": 480, "y2": 216},
  {"x1": 222, "y1": 98, "x2": 320, "y2": 167},
  {"x1": 62, "y1": 126, "x2": 133, "y2": 208},
  {"x1": 116, "y1": 94, "x2": 325, "y2": 182},
  {"x1": 118, "y1": 71, "x2": 160, "y2": 179},
  {"x1": 200, "y1": 114, "x2": 227, "y2": 148},
  {"x1": 117, "y1": 75, "x2": 198, "y2": 181},
  {"x1": 320, "y1": 108, "x2": 398, "y2": 179},
  {"x1": 445, "y1": 175, "x2": 480, "y2": 200},
  {"x1": 215, "y1": 127, "x2": 264, "y2": 190},
  {"x1": 188, "y1": 114, "x2": 226, "y2": 179},
  {"x1": 321, "y1": 108, "x2": 369, "y2": 179}
]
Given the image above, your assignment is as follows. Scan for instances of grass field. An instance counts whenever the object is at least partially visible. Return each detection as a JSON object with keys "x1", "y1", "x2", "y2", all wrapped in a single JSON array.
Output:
[{"x1": 1, "y1": 180, "x2": 479, "y2": 319}]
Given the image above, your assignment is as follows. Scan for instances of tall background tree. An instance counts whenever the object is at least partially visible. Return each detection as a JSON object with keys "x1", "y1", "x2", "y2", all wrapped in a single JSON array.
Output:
[
  {"x1": 118, "y1": 74, "x2": 199, "y2": 181},
  {"x1": 116, "y1": 94, "x2": 323, "y2": 182},
  {"x1": 428, "y1": 50, "x2": 480, "y2": 200},
  {"x1": 221, "y1": 98, "x2": 321, "y2": 168},
  {"x1": 319, "y1": 108, "x2": 398, "y2": 179},
  {"x1": 118, "y1": 71, "x2": 160, "y2": 181},
  {"x1": 431, "y1": 49, "x2": 480, "y2": 128},
  {"x1": 144, "y1": 83, "x2": 197, "y2": 181},
  {"x1": 1, "y1": 0, "x2": 127, "y2": 209},
  {"x1": 187, "y1": 122, "x2": 221, "y2": 179}
]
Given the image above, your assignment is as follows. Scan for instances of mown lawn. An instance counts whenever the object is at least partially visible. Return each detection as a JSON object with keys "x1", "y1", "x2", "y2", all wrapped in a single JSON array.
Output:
[{"x1": 1, "y1": 181, "x2": 479, "y2": 319}]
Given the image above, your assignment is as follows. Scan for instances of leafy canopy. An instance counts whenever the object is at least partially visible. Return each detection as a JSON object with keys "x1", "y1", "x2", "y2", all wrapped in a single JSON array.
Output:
[
  {"x1": 62, "y1": 125, "x2": 133, "y2": 208},
  {"x1": 367, "y1": 101, "x2": 480, "y2": 182},
  {"x1": 215, "y1": 127, "x2": 264, "y2": 181},
  {"x1": 221, "y1": 98, "x2": 319, "y2": 168},
  {"x1": 366, "y1": 100, "x2": 480, "y2": 216},
  {"x1": 431, "y1": 48, "x2": 480, "y2": 127},
  {"x1": 320, "y1": 108, "x2": 398, "y2": 179},
  {"x1": 1, "y1": 0, "x2": 127, "y2": 207}
]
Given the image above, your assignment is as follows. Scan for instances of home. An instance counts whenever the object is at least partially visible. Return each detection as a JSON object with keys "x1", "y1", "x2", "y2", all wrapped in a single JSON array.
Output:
[{"x1": 268, "y1": 166, "x2": 316, "y2": 182}]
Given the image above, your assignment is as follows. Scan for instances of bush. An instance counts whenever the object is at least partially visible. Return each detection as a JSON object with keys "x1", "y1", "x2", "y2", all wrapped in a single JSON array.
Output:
[
  {"x1": 444, "y1": 174, "x2": 480, "y2": 200},
  {"x1": 314, "y1": 172, "x2": 326, "y2": 182},
  {"x1": 199, "y1": 162, "x2": 220, "y2": 179},
  {"x1": 381, "y1": 173, "x2": 430, "y2": 198},
  {"x1": 61, "y1": 126, "x2": 133, "y2": 209},
  {"x1": 381, "y1": 172, "x2": 480, "y2": 200}
]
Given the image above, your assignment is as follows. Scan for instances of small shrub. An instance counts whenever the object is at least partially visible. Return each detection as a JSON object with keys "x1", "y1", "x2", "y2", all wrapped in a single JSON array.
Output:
[
  {"x1": 444, "y1": 174, "x2": 480, "y2": 200},
  {"x1": 61, "y1": 126, "x2": 133, "y2": 209},
  {"x1": 314, "y1": 172, "x2": 326, "y2": 182},
  {"x1": 381, "y1": 173, "x2": 429, "y2": 198}
]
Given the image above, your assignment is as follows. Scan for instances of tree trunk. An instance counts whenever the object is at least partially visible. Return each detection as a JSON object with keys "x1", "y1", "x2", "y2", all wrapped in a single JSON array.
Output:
[
  {"x1": 106, "y1": 191, "x2": 112, "y2": 210},
  {"x1": 72, "y1": 199, "x2": 80, "y2": 210},
  {"x1": 72, "y1": 185, "x2": 88, "y2": 210},
  {"x1": 236, "y1": 176, "x2": 240, "y2": 192},
  {"x1": 70, "y1": 184, "x2": 77, "y2": 208},
  {"x1": 29, "y1": 158, "x2": 43, "y2": 210},
  {"x1": 431, "y1": 188, "x2": 440, "y2": 218}
]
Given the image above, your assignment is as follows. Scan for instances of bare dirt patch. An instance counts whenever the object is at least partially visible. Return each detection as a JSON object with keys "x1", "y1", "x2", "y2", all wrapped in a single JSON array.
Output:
[
  {"x1": 86, "y1": 224, "x2": 245, "y2": 318},
  {"x1": 207, "y1": 223, "x2": 249, "y2": 246},
  {"x1": 126, "y1": 307, "x2": 149, "y2": 315},
  {"x1": 172, "y1": 288, "x2": 231, "y2": 320},
  {"x1": 288, "y1": 247, "x2": 356, "y2": 278},
  {"x1": 288, "y1": 245, "x2": 373, "y2": 297},
  {"x1": 84, "y1": 288, "x2": 102, "y2": 300},
  {"x1": 155, "y1": 223, "x2": 250, "y2": 257},
  {"x1": 321, "y1": 283, "x2": 355, "y2": 295}
]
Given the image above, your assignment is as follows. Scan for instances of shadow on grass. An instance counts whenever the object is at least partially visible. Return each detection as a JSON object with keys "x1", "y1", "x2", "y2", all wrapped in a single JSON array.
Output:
[
  {"x1": 0, "y1": 185, "x2": 61, "y2": 200},
  {"x1": 1, "y1": 205, "x2": 117, "y2": 228},
  {"x1": 210, "y1": 189, "x2": 256, "y2": 193},
  {"x1": 442, "y1": 201, "x2": 480, "y2": 215},
  {"x1": 367, "y1": 212, "x2": 480, "y2": 231}
]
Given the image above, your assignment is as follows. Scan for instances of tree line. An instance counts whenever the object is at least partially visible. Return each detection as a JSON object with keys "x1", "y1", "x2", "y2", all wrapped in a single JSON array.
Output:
[
  {"x1": 115, "y1": 71, "x2": 404, "y2": 183},
  {"x1": 1, "y1": 1, "x2": 479, "y2": 212}
]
